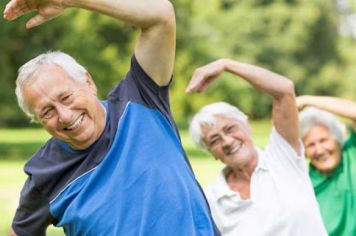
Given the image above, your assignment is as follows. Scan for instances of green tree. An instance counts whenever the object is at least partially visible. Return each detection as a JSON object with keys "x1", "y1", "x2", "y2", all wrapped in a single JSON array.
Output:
[
  {"x1": 170, "y1": 0, "x2": 341, "y2": 122},
  {"x1": 0, "y1": 0, "x2": 352, "y2": 127},
  {"x1": 0, "y1": 7, "x2": 136, "y2": 126}
]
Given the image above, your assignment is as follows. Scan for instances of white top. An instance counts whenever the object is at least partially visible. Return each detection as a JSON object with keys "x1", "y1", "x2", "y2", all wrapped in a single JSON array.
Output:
[{"x1": 205, "y1": 128, "x2": 327, "y2": 236}]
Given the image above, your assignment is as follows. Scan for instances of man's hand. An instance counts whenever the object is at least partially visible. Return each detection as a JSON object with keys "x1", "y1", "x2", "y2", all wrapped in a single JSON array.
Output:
[
  {"x1": 3, "y1": 0, "x2": 66, "y2": 28},
  {"x1": 3, "y1": 0, "x2": 176, "y2": 85}
]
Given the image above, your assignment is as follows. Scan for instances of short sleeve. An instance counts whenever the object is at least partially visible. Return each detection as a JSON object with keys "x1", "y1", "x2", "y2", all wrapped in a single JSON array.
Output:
[
  {"x1": 108, "y1": 55, "x2": 177, "y2": 134},
  {"x1": 12, "y1": 177, "x2": 53, "y2": 236},
  {"x1": 264, "y1": 128, "x2": 307, "y2": 174},
  {"x1": 108, "y1": 55, "x2": 172, "y2": 109}
]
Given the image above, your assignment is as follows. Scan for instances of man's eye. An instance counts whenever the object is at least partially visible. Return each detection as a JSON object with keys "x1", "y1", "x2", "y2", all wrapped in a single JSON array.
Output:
[
  {"x1": 42, "y1": 109, "x2": 54, "y2": 119},
  {"x1": 62, "y1": 94, "x2": 71, "y2": 101},
  {"x1": 210, "y1": 139, "x2": 220, "y2": 146}
]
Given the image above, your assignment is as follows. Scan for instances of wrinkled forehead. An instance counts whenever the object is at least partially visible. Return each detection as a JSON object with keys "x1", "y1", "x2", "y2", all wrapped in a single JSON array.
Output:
[
  {"x1": 21, "y1": 66, "x2": 81, "y2": 106},
  {"x1": 38, "y1": 64, "x2": 71, "y2": 79},
  {"x1": 214, "y1": 114, "x2": 246, "y2": 126},
  {"x1": 200, "y1": 115, "x2": 247, "y2": 135},
  {"x1": 30, "y1": 65, "x2": 81, "y2": 90},
  {"x1": 303, "y1": 124, "x2": 334, "y2": 142}
]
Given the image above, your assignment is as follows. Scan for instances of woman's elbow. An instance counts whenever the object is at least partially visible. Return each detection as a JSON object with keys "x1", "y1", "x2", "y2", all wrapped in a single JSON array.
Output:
[{"x1": 275, "y1": 78, "x2": 296, "y2": 99}]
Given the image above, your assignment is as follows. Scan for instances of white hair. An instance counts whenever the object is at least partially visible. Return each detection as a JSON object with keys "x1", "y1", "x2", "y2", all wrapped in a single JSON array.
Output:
[
  {"x1": 299, "y1": 107, "x2": 346, "y2": 146},
  {"x1": 189, "y1": 102, "x2": 248, "y2": 150},
  {"x1": 15, "y1": 51, "x2": 88, "y2": 121}
]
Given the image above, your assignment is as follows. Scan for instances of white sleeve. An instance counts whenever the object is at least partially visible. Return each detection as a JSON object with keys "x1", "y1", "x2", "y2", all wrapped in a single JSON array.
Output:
[{"x1": 264, "y1": 128, "x2": 307, "y2": 175}]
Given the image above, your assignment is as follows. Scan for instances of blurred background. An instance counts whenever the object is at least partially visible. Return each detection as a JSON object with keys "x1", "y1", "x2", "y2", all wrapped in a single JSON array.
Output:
[
  {"x1": 1, "y1": 0, "x2": 356, "y2": 234},
  {"x1": 0, "y1": 0, "x2": 356, "y2": 128}
]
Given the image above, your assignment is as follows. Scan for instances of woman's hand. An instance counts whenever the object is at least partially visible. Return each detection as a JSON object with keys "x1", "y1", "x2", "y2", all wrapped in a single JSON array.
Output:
[{"x1": 186, "y1": 59, "x2": 227, "y2": 93}]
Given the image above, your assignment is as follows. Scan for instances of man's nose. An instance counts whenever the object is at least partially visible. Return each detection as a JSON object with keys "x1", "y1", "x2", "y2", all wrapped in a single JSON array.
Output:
[
  {"x1": 57, "y1": 105, "x2": 73, "y2": 124},
  {"x1": 222, "y1": 135, "x2": 234, "y2": 149}
]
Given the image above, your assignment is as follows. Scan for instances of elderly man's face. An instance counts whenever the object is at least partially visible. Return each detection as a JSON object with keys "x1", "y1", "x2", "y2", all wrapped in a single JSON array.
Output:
[
  {"x1": 22, "y1": 65, "x2": 106, "y2": 150},
  {"x1": 201, "y1": 115, "x2": 256, "y2": 168},
  {"x1": 303, "y1": 125, "x2": 341, "y2": 175}
]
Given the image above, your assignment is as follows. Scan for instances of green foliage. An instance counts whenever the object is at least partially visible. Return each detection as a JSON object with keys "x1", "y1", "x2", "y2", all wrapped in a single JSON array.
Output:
[
  {"x1": 0, "y1": 128, "x2": 50, "y2": 159},
  {"x1": 1, "y1": 0, "x2": 355, "y2": 126},
  {"x1": 171, "y1": 0, "x2": 343, "y2": 121},
  {"x1": 0, "y1": 7, "x2": 135, "y2": 126},
  {"x1": 337, "y1": 37, "x2": 356, "y2": 100}
]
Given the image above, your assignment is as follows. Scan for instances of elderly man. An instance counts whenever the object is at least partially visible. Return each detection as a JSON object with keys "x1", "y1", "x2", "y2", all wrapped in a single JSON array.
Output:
[
  {"x1": 3, "y1": 0, "x2": 219, "y2": 235},
  {"x1": 187, "y1": 58, "x2": 327, "y2": 235},
  {"x1": 297, "y1": 95, "x2": 356, "y2": 236}
]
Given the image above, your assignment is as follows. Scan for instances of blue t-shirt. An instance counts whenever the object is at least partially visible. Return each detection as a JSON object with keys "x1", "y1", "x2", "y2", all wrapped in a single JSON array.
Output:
[{"x1": 12, "y1": 56, "x2": 219, "y2": 236}]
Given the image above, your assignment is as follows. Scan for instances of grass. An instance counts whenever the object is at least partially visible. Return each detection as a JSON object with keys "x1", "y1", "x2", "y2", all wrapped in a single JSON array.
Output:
[{"x1": 0, "y1": 120, "x2": 271, "y2": 235}]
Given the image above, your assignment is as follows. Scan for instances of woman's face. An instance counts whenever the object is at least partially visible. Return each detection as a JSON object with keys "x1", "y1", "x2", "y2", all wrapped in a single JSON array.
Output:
[
  {"x1": 303, "y1": 125, "x2": 341, "y2": 175},
  {"x1": 201, "y1": 115, "x2": 256, "y2": 168}
]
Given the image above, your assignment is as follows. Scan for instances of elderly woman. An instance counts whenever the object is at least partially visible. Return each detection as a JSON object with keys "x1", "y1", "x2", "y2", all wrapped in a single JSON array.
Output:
[
  {"x1": 187, "y1": 59, "x2": 327, "y2": 236},
  {"x1": 297, "y1": 96, "x2": 356, "y2": 236}
]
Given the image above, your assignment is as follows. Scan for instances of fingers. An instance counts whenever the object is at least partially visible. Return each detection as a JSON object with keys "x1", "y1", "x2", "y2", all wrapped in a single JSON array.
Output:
[
  {"x1": 186, "y1": 60, "x2": 225, "y2": 93},
  {"x1": 186, "y1": 68, "x2": 216, "y2": 93},
  {"x1": 4, "y1": 0, "x2": 65, "y2": 28},
  {"x1": 295, "y1": 96, "x2": 306, "y2": 110},
  {"x1": 3, "y1": 0, "x2": 35, "y2": 20},
  {"x1": 4, "y1": 0, "x2": 46, "y2": 29},
  {"x1": 185, "y1": 83, "x2": 204, "y2": 93},
  {"x1": 185, "y1": 79, "x2": 200, "y2": 93},
  {"x1": 26, "y1": 14, "x2": 46, "y2": 28},
  {"x1": 185, "y1": 75, "x2": 215, "y2": 93},
  {"x1": 185, "y1": 69, "x2": 205, "y2": 93}
]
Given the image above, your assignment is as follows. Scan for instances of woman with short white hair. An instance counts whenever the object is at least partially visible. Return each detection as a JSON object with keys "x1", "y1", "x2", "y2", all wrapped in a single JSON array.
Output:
[
  {"x1": 187, "y1": 58, "x2": 327, "y2": 236},
  {"x1": 297, "y1": 95, "x2": 356, "y2": 236}
]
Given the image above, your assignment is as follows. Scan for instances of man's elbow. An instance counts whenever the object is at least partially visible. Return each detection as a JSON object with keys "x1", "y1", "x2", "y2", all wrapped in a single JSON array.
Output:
[{"x1": 155, "y1": 1, "x2": 175, "y2": 28}]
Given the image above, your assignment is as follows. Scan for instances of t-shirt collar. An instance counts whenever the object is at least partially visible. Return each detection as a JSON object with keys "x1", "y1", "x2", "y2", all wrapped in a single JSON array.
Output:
[{"x1": 214, "y1": 147, "x2": 268, "y2": 200}]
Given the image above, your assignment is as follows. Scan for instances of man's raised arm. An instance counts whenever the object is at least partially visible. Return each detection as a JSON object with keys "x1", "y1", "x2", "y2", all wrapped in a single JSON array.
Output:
[{"x1": 3, "y1": 0, "x2": 176, "y2": 86}]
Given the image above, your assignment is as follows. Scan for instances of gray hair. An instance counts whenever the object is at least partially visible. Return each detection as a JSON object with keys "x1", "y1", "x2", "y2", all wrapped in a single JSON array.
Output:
[
  {"x1": 299, "y1": 107, "x2": 346, "y2": 146},
  {"x1": 15, "y1": 51, "x2": 88, "y2": 121},
  {"x1": 189, "y1": 102, "x2": 248, "y2": 150}
]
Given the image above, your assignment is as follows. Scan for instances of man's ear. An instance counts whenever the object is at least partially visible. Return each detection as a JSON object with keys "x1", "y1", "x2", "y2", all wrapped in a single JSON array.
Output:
[{"x1": 84, "y1": 72, "x2": 97, "y2": 95}]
